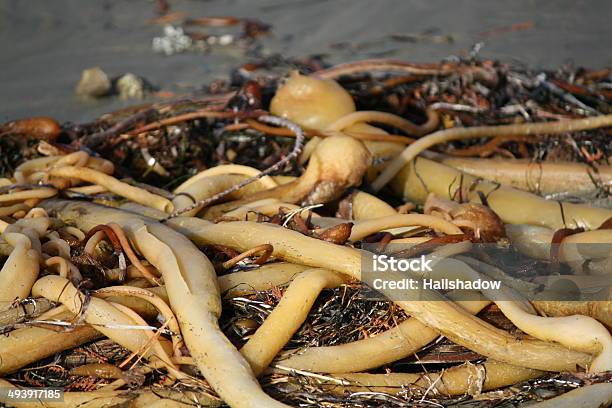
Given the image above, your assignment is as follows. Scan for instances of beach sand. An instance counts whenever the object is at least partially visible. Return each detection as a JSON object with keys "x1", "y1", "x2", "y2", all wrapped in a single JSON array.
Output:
[{"x1": 1, "y1": 0, "x2": 610, "y2": 121}]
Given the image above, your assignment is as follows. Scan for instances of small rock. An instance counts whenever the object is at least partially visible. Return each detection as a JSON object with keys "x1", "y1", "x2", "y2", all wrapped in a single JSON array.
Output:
[
  {"x1": 117, "y1": 73, "x2": 145, "y2": 99},
  {"x1": 75, "y1": 67, "x2": 111, "y2": 98}
]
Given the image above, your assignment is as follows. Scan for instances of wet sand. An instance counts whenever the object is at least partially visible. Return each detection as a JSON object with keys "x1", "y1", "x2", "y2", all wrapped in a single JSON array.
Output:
[{"x1": 1, "y1": 0, "x2": 610, "y2": 122}]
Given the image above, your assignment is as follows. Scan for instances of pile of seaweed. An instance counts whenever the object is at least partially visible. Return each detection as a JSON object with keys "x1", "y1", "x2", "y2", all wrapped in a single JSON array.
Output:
[
  {"x1": 5, "y1": 282, "x2": 610, "y2": 407},
  {"x1": 1, "y1": 57, "x2": 611, "y2": 407},
  {"x1": 2, "y1": 56, "x2": 611, "y2": 190}
]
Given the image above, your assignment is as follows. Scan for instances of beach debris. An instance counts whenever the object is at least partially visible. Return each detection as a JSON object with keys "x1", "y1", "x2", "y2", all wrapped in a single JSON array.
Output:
[
  {"x1": 75, "y1": 67, "x2": 112, "y2": 98},
  {"x1": 75, "y1": 68, "x2": 153, "y2": 101},
  {"x1": 151, "y1": 15, "x2": 270, "y2": 56},
  {"x1": 117, "y1": 73, "x2": 146, "y2": 100},
  {"x1": 0, "y1": 56, "x2": 611, "y2": 408},
  {"x1": 152, "y1": 25, "x2": 193, "y2": 55}
]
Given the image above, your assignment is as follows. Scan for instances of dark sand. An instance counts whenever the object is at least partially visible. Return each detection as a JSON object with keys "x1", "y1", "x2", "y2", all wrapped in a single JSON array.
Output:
[{"x1": 1, "y1": 0, "x2": 611, "y2": 122}]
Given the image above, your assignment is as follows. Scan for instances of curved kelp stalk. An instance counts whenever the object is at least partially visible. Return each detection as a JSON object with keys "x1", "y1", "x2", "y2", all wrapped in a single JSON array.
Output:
[
  {"x1": 41, "y1": 199, "x2": 290, "y2": 408},
  {"x1": 165, "y1": 215, "x2": 594, "y2": 372},
  {"x1": 0, "y1": 232, "x2": 40, "y2": 311},
  {"x1": 204, "y1": 135, "x2": 372, "y2": 219},
  {"x1": 390, "y1": 157, "x2": 612, "y2": 230}
]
